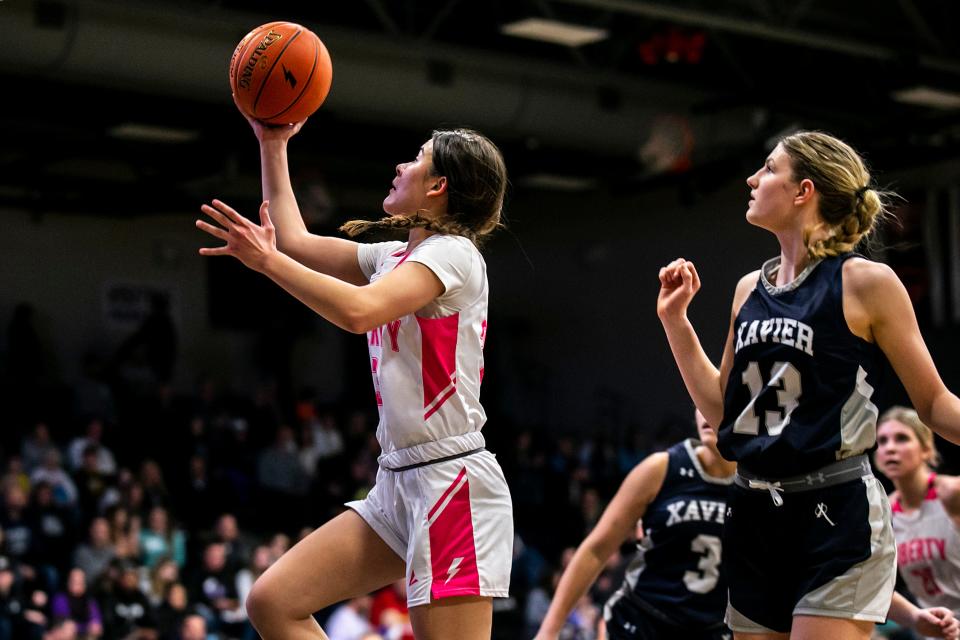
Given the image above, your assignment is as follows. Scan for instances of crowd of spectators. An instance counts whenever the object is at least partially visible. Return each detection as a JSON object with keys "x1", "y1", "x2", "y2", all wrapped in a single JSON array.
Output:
[{"x1": 0, "y1": 302, "x2": 688, "y2": 640}]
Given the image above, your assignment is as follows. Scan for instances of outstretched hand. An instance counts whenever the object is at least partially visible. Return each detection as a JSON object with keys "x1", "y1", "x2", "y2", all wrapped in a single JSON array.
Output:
[
  {"x1": 196, "y1": 199, "x2": 277, "y2": 273},
  {"x1": 232, "y1": 93, "x2": 307, "y2": 143},
  {"x1": 657, "y1": 258, "x2": 701, "y2": 323},
  {"x1": 916, "y1": 606, "x2": 960, "y2": 639}
]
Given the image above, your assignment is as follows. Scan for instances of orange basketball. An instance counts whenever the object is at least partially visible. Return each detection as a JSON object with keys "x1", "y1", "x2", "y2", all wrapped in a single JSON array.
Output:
[{"x1": 229, "y1": 22, "x2": 333, "y2": 125}]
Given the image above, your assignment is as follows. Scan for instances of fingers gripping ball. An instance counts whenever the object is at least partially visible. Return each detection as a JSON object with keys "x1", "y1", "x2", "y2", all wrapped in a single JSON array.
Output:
[{"x1": 229, "y1": 22, "x2": 333, "y2": 125}]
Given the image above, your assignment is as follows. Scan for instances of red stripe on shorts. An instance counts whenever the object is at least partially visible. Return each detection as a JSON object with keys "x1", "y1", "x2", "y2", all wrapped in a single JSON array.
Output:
[{"x1": 428, "y1": 467, "x2": 480, "y2": 599}]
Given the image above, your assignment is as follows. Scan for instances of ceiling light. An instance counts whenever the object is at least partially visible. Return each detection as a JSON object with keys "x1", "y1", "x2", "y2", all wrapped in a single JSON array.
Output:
[
  {"x1": 518, "y1": 173, "x2": 598, "y2": 191},
  {"x1": 891, "y1": 86, "x2": 960, "y2": 110},
  {"x1": 108, "y1": 123, "x2": 199, "y2": 143},
  {"x1": 500, "y1": 18, "x2": 608, "y2": 47}
]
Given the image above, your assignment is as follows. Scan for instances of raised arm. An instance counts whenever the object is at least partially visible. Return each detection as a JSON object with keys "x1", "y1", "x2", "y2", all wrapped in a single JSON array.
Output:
[
  {"x1": 242, "y1": 113, "x2": 367, "y2": 285},
  {"x1": 657, "y1": 259, "x2": 754, "y2": 426},
  {"x1": 533, "y1": 452, "x2": 669, "y2": 640},
  {"x1": 847, "y1": 259, "x2": 960, "y2": 445},
  {"x1": 196, "y1": 200, "x2": 442, "y2": 333}
]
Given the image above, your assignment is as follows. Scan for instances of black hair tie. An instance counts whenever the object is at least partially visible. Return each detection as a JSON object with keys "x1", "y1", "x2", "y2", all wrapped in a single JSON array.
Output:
[{"x1": 854, "y1": 186, "x2": 870, "y2": 201}]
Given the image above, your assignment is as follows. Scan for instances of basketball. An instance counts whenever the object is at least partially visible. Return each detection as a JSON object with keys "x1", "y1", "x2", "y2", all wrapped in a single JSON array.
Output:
[{"x1": 229, "y1": 21, "x2": 333, "y2": 125}]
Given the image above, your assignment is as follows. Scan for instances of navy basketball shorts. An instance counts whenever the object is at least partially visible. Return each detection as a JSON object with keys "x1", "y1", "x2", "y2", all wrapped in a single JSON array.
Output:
[
  {"x1": 605, "y1": 597, "x2": 731, "y2": 640},
  {"x1": 724, "y1": 474, "x2": 895, "y2": 634}
]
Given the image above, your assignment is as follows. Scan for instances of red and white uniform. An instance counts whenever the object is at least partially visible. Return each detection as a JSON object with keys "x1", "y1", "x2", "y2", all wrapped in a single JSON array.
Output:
[
  {"x1": 346, "y1": 234, "x2": 513, "y2": 607},
  {"x1": 891, "y1": 474, "x2": 960, "y2": 613}
]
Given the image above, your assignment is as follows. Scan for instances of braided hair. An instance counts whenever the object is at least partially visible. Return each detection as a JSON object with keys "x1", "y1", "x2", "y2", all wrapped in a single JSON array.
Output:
[
  {"x1": 340, "y1": 128, "x2": 507, "y2": 246},
  {"x1": 779, "y1": 131, "x2": 892, "y2": 259}
]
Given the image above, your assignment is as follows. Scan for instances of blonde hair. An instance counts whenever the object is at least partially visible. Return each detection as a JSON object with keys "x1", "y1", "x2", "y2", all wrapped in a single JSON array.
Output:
[
  {"x1": 340, "y1": 128, "x2": 507, "y2": 246},
  {"x1": 879, "y1": 405, "x2": 940, "y2": 467},
  {"x1": 779, "y1": 131, "x2": 893, "y2": 260}
]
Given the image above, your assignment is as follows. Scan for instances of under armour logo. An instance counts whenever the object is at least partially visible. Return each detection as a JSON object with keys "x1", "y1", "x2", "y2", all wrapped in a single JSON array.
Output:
[
  {"x1": 282, "y1": 64, "x2": 297, "y2": 88},
  {"x1": 446, "y1": 557, "x2": 464, "y2": 583},
  {"x1": 815, "y1": 502, "x2": 835, "y2": 526},
  {"x1": 804, "y1": 472, "x2": 825, "y2": 486},
  {"x1": 679, "y1": 467, "x2": 695, "y2": 477}
]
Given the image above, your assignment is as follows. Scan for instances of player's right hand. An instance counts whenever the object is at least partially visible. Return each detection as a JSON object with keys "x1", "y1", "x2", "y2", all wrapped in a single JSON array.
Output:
[
  {"x1": 657, "y1": 258, "x2": 701, "y2": 323},
  {"x1": 232, "y1": 93, "x2": 307, "y2": 143}
]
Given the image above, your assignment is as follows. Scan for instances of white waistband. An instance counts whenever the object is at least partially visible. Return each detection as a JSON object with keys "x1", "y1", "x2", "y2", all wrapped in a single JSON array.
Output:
[{"x1": 378, "y1": 431, "x2": 486, "y2": 469}]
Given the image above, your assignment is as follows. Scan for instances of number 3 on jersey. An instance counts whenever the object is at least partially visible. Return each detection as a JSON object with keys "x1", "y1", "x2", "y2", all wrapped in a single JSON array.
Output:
[
  {"x1": 684, "y1": 534, "x2": 721, "y2": 593},
  {"x1": 733, "y1": 361, "x2": 802, "y2": 437}
]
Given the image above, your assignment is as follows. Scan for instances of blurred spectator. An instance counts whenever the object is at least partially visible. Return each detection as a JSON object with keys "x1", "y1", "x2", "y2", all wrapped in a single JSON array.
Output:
[
  {"x1": 266, "y1": 534, "x2": 290, "y2": 564},
  {"x1": 23, "y1": 588, "x2": 51, "y2": 638},
  {"x1": 1, "y1": 483, "x2": 37, "y2": 583},
  {"x1": 369, "y1": 580, "x2": 413, "y2": 640},
  {"x1": 257, "y1": 426, "x2": 307, "y2": 496},
  {"x1": 143, "y1": 558, "x2": 179, "y2": 608},
  {"x1": 72, "y1": 518, "x2": 115, "y2": 585},
  {"x1": 67, "y1": 419, "x2": 116, "y2": 475},
  {"x1": 117, "y1": 480, "x2": 147, "y2": 523},
  {"x1": 43, "y1": 617, "x2": 78, "y2": 640},
  {"x1": 51, "y1": 567, "x2": 103, "y2": 638},
  {"x1": 0, "y1": 554, "x2": 34, "y2": 640},
  {"x1": 29, "y1": 481, "x2": 75, "y2": 586},
  {"x1": 101, "y1": 564, "x2": 157, "y2": 640},
  {"x1": 296, "y1": 399, "x2": 344, "y2": 463},
  {"x1": 20, "y1": 422, "x2": 57, "y2": 473},
  {"x1": 155, "y1": 583, "x2": 190, "y2": 640},
  {"x1": 177, "y1": 614, "x2": 211, "y2": 640},
  {"x1": 74, "y1": 446, "x2": 114, "y2": 526},
  {"x1": 104, "y1": 506, "x2": 139, "y2": 562},
  {"x1": 187, "y1": 542, "x2": 239, "y2": 634},
  {"x1": 21, "y1": 422, "x2": 59, "y2": 474},
  {"x1": 30, "y1": 450, "x2": 78, "y2": 509},
  {"x1": 139, "y1": 507, "x2": 186, "y2": 569},
  {"x1": 234, "y1": 544, "x2": 271, "y2": 629},
  {"x1": 210, "y1": 514, "x2": 251, "y2": 573},
  {"x1": 176, "y1": 456, "x2": 217, "y2": 532},
  {"x1": 326, "y1": 595, "x2": 373, "y2": 640},
  {"x1": 1, "y1": 455, "x2": 31, "y2": 495},
  {"x1": 257, "y1": 426, "x2": 307, "y2": 532},
  {"x1": 138, "y1": 461, "x2": 170, "y2": 513}
]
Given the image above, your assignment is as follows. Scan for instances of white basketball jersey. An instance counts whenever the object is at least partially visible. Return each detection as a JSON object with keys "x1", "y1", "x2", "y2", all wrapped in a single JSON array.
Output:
[
  {"x1": 357, "y1": 235, "x2": 488, "y2": 467},
  {"x1": 891, "y1": 474, "x2": 960, "y2": 612}
]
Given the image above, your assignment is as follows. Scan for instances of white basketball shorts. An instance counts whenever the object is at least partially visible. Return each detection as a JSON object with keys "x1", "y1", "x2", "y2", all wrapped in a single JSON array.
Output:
[{"x1": 346, "y1": 449, "x2": 513, "y2": 608}]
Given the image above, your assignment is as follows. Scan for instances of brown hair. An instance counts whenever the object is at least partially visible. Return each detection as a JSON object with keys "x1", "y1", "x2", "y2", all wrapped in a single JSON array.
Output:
[
  {"x1": 878, "y1": 405, "x2": 940, "y2": 467},
  {"x1": 779, "y1": 131, "x2": 893, "y2": 260},
  {"x1": 340, "y1": 128, "x2": 507, "y2": 245}
]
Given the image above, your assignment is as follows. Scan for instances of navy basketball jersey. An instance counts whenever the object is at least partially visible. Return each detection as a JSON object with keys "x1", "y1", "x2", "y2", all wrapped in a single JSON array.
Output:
[
  {"x1": 605, "y1": 439, "x2": 732, "y2": 630},
  {"x1": 718, "y1": 254, "x2": 887, "y2": 477}
]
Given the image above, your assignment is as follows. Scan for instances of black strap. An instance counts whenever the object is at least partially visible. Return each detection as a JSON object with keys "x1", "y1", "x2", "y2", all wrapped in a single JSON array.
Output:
[{"x1": 384, "y1": 447, "x2": 485, "y2": 472}]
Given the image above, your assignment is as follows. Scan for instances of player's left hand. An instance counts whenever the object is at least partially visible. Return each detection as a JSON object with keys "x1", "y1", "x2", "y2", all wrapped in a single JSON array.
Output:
[
  {"x1": 915, "y1": 606, "x2": 960, "y2": 639},
  {"x1": 197, "y1": 199, "x2": 277, "y2": 273}
]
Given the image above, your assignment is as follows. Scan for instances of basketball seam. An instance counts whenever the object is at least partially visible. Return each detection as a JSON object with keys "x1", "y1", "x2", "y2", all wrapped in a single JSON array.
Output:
[
  {"x1": 252, "y1": 28, "x2": 303, "y2": 118},
  {"x1": 262, "y1": 37, "x2": 320, "y2": 122}
]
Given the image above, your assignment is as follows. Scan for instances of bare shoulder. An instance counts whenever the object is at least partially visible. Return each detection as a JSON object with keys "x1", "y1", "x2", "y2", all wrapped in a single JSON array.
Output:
[
  {"x1": 936, "y1": 474, "x2": 960, "y2": 512},
  {"x1": 842, "y1": 257, "x2": 900, "y2": 296},
  {"x1": 623, "y1": 451, "x2": 670, "y2": 491},
  {"x1": 732, "y1": 269, "x2": 761, "y2": 314}
]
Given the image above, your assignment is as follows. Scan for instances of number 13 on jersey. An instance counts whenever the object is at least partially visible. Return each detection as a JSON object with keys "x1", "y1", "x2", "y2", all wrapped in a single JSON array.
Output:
[{"x1": 733, "y1": 361, "x2": 802, "y2": 437}]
